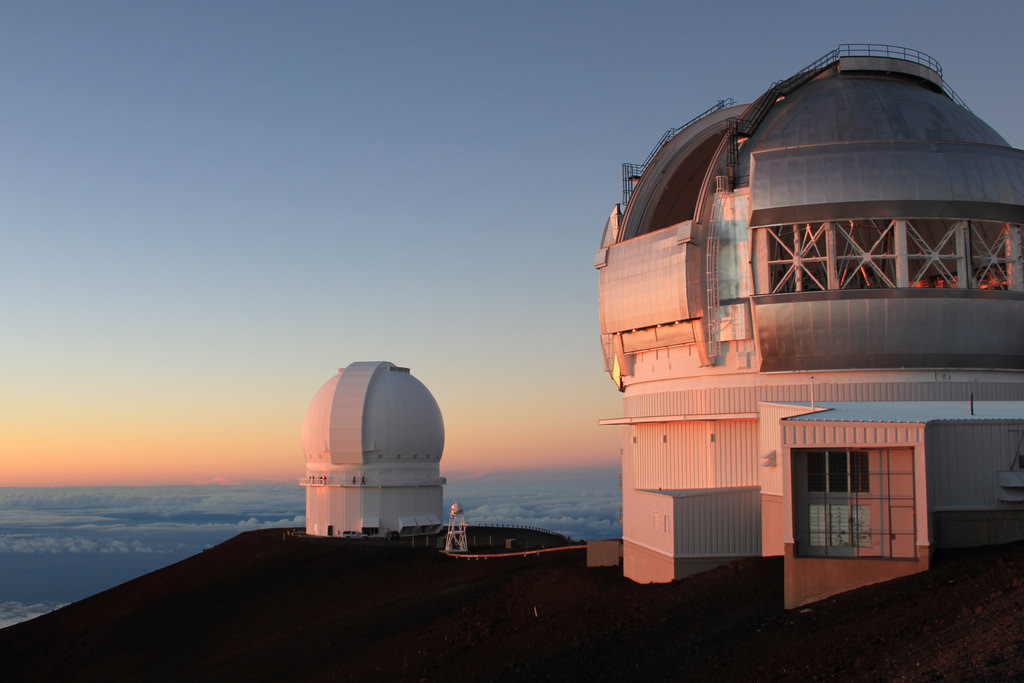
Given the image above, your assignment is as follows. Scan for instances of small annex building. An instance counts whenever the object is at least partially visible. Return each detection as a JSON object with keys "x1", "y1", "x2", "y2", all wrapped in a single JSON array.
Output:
[
  {"x1": 595, "y1": 45, "x2": 1024, "y2": 607},
  {"x1": 301, "y1": 361, "x2": 446, "y2": 538}
]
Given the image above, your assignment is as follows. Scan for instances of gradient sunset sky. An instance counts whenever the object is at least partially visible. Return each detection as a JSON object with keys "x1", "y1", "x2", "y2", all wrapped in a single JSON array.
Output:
[{"x1": 3, "y1": 1, "x2": 1021, "y2": 485}]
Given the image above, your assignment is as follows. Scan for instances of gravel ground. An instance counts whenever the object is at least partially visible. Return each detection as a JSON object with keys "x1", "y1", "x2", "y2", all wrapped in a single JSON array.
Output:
[{"x1": 1, "y1": 528, "x2": 1021, "y2": 682}]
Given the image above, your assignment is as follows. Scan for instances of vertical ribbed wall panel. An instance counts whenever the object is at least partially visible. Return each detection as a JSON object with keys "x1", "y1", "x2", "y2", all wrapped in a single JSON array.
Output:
[
  {"x1": 633, "y1": 422, "x2": 713, "y2": 490},
  {"x1": 673, "y1": 487, "x2": 761, "y2": 556},
  {"x1": 632, "y1": 420, "x2": 760, "y2": 491},
  {"x1": 783, "y1": 421, "x2": 925, "y2": 448},
  {"x1": 927, "y1": 421, "x2": 1024, "y2": 508},
  {"x1": 624, "y1": 381, "x2": 1024, "y2": 420},
  {"x1": 671, "y1": 422, "x2": 710, "y2": 489},
  {"x1": 712, "y1": 419, "x2": 759, "y2": 487}
]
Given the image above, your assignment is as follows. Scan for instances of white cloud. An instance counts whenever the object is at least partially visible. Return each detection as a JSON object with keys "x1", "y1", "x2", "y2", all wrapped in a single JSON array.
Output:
[
  {"x1": 0, "y1": 472, "x2": 621, "y2": 613},
  {"x1": 444, "y1": 468, "x2": 622, "y2": 540},
  {"x1": 0, "y1": 535, "x2": 153, "y2": 554},
  {"x1": 0, "y1": 601, "x2": 66, "y2": 629}
]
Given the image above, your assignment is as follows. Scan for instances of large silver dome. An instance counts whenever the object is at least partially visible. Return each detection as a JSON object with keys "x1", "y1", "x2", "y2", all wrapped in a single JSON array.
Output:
[
  {"x1": 597, "y1": 45, "x2": 1024, "y2": 382},
  {"x1": 743, "y1": 69, "x2": 1024, "y2": 228}
]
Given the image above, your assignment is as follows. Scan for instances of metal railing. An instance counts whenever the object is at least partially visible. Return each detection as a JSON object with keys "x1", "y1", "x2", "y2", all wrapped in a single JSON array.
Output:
[
  {"x1": 300, "y1": 471, "x2": 444, "y2": 487},
  {"x1": 725, "y1": 43, "x2": 969, "y2": 186},
  {"x1": 837, "y1": 43, "x2": 942, "y2": 76},
  {"x1": 617, "y1": 45, "x2": 970, "y2": 229},
  {"x1": 621, "y1": 98, "x2": 735, "y2": 207},
  {"x1": 470, "y1": 522, "x2": 564, "y2": 536},
  {"x1": 836, "y1": 43, "x2": 968, "y2": 109}
]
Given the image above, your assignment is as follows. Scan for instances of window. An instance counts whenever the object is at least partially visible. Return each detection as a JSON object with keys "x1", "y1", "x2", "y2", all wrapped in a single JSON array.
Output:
[
  {"x1": 758, "y1": 219, "x2": 1022, "y2": 293},
  {"x1": 794, "y1": 448, "x2": 916, "y2": 559},
  {"x1": 807, "y1": 450, "x2": 869, "y2": 493}
]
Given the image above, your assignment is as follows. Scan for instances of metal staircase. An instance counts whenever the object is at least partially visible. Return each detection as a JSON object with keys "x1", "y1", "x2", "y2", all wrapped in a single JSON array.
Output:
[{"x1": 621, "y1": 98, "x2": 735, "y2": 208}]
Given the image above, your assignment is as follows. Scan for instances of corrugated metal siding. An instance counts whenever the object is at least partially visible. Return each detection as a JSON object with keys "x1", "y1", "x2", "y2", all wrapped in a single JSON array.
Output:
[
  {"x1": 625, "y1": 385, "x2": 760, "y2": 418},
  {"x1": 632, "y1": 420, "x2": 758, "y2": 490},
  {"x1": 783, "y1": 422, "x2": 924, "y2": 447},
  {"x1": 673, "y1": 487, "x2": 762, "y2": 556},
  {"x1": 633, "y1": 422, "x2": 710, "y2": 490},
  {"x1": 712, "y1": 420, "x2": 759, "y2": 487},
  {"x1": 927, "y1": 421, "x2": 1024, "y2": 508},
  {"x1": 624, "y1": 381, "x2": 1024, "y2": 418}
]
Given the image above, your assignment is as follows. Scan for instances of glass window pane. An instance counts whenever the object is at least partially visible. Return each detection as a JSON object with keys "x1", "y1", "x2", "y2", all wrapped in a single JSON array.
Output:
[
  {"x1": 850, "y1": 451, "x2": 870, "y2": 492},
  {"x1": 853, "y1": 505, "x2": 872, "y2": 547},
  {"x1": 828, "y1": 451, "x2": 849, "y2": 492},
  {"x1": 807, "y1": 451, "x2": 826, "y2": 492},
  {"x1": 829, "y1": 504, "x2": 851, "y2": 546},
  {"x1": 808, "y1": 504, "x2": 826, "y2": 546}
]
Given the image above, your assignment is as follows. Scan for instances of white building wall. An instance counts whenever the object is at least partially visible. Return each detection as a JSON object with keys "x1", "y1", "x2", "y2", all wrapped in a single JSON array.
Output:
[
  {"x1": 306, "y1": 486, "x2": 364, "y2": 536},
  {"x1": 631, "y1": 419, "x2": 758, "y2": 491},
  {"x1": 628, "y1": 490, "x2": 677, "y2": 557},
  {"x1": 711, "y1": 419, "x2": 759, "y2": 487},
  {"x1": 344, "y1": 487, "x2": 360, "y2": 528},
  {"x1": 759, "y1": 403, "x2": 818, "y2": 495},
  {"x1": 633, "y1": 422, "x2": 709, "y2": 490},
  {"x1": 303, "y1": 460, "x2": 444, "y2": 536},
  {"x1": 305, "y1": 487, "x2": 326, "y2": 535},
  {"x1": 623, "y1": 378, "x2": 1024, "y2": 419}
]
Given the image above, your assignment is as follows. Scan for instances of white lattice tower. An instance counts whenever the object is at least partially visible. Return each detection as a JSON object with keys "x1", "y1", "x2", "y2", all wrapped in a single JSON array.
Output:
[{"x1": 444, "y1": 501, "x2": 467, "y2": 552}]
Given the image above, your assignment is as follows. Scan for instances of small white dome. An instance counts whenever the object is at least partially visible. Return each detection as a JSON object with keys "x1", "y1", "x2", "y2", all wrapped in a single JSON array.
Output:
[{"x1": 301, "y1": 362, "x2": 444, "y2": 465}]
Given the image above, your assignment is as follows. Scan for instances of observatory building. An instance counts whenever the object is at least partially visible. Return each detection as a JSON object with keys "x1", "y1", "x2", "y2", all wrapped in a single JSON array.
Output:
[
  {"x1": 301, "y1": 362, "x2": 445, "y2": 538},
  {"x1": 595, "y1": 45, "x2": 1024, "y2": 607}
]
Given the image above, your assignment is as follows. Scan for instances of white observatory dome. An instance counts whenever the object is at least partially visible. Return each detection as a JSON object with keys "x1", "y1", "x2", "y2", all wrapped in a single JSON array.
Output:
[{"x1": 301, "y1": 361, "x2": 445, "y2": 465}]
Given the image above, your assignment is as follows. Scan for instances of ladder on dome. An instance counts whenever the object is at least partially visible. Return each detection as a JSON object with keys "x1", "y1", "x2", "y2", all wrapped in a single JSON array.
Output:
[{"x1": 704, "y1": 182, "x2": 724, "y2": 364}]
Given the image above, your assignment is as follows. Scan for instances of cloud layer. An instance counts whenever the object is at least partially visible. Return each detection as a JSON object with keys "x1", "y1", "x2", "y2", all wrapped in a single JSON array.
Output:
[
  {"x1": 0, "y1": 601, "x2": 68, "y2": 630},
  {"x1": 0, "y1": 470, "x2": 621, "y2": 629}
]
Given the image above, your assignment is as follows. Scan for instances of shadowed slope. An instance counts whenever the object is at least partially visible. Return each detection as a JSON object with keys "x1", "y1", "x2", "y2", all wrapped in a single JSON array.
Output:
[{"x1": 1, "y1": 530, "x2": 1021, "y2": 681}]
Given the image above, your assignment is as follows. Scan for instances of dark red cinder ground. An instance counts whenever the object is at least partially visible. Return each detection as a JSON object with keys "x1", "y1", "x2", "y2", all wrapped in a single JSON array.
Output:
[{"x1": 1, "y1": 528, "x2": 1021, "y2": 681}]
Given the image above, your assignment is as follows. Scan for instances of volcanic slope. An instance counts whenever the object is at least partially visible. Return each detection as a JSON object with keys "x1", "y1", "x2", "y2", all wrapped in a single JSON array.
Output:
[{"x1": 1, "y1": 529, "x2": 1022, "y2": 681}]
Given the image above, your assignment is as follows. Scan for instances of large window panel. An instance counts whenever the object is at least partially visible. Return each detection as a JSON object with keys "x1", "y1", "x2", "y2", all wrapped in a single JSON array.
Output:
[
  {"x1": 794, "y1": 447, "x2": 916, "y2": 559},
  {"x1": 759, "y1": 220, "x2": 1023, "y2": 293}
]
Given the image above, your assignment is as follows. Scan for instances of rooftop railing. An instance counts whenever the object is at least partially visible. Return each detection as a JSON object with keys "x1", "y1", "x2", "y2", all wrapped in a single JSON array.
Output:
[
  {"x1": 837, "y1": 43, "x2": 942, "y2": 76},
  {"x1": 622, "y1": 98, "x2": 735, "y2": 207},
  {"x1": 724, "y1": 44, "x2": 969, "y2": 186},
  {"x1": 621, "y1": 45, "x2": 970, "y2": 206}
]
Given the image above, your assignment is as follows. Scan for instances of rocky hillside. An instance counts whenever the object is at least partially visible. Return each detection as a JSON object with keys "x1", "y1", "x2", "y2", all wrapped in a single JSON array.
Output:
[{"x1": 1, "y1": 529, "x2": 1021, "y2": 681}]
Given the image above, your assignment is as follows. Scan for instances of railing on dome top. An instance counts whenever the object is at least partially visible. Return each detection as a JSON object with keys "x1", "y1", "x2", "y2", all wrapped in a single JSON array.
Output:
[
  {"x1": 621, "y1": 98, "x2": 735, "y2": 208},
  {"x1": 622, "y1": 45, "x2": 968, "y2": 209},
  {"x1": 838, "y1": 43, "x2": 942, "y2": 75},
  {"x1": 837, "y1": 43, "x2": 968, "y2": 109},
  {"x1": 624, "y1": 44, "x2": 970, "y2": 205},
  {"x1": 725, "y1": 43, "x2": 969, "y2": 187}
]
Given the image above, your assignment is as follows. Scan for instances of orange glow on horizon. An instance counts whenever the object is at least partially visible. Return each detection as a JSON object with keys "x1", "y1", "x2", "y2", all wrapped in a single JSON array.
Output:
[{"x1": 1, "y1": 365, "x2": 621, "y2": 487}]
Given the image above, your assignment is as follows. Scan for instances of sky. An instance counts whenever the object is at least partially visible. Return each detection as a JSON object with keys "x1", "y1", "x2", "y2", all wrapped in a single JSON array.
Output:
[{"x1": 2, "y1": 1, "x2": 1021, "y2": 485}]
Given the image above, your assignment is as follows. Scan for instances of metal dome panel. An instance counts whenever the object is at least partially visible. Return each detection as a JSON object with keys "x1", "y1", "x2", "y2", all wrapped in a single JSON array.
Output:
[
  {"x1": 753, "y1": 289, "x2": 1024, "y2": 372},
  {"x1": 300, "y1": 362, "x2": 444, "y2": 466},
  {"x1": 744, "y1": 74, "x2": 1024, "y2": 226}
]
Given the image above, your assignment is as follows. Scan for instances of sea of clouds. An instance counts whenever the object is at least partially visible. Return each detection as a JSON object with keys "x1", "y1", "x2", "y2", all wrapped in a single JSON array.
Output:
[{"x1": 0, "y1": 467, "x2": 621, "y2": 629}]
